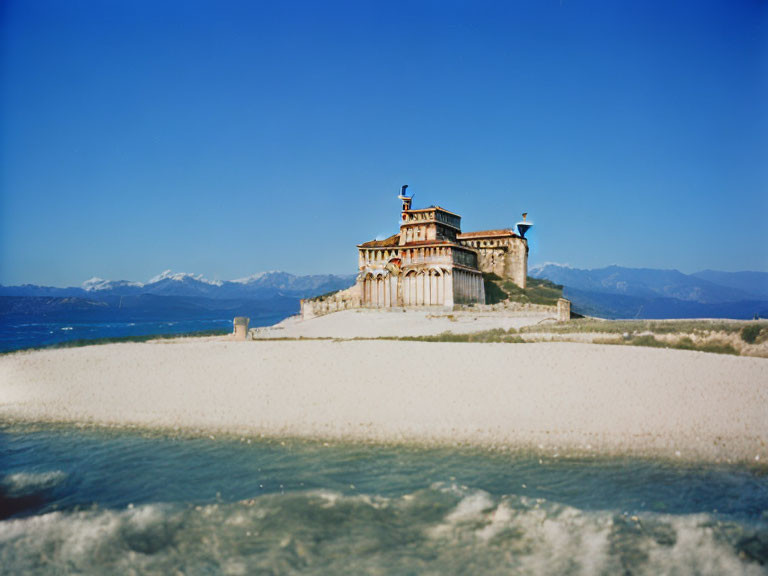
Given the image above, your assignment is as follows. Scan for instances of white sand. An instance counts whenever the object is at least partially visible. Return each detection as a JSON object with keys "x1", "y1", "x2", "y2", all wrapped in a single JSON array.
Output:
[
  {"x1": 255, "y1": 308, "x2": 556, "y2": 339},
  {"x1": 1, "y1": 338, "x2": 766, "y2": 463}
]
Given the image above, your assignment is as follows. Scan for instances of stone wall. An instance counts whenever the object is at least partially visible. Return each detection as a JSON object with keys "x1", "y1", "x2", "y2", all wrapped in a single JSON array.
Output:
[
  {"x1": 455, "y1": 301, "x2": 558, "y2": 317},
  {"x1": 300, "y1": 284, "x2": 362, "y2": 319},
  {"x1": 458, "y1": 236, "x2": 528, "y2": 289}
]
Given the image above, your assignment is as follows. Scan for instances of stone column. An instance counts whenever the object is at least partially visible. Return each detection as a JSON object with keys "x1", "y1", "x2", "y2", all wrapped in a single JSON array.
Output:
[
  {"x1": 557, "y1": 298, "x2": 571, "y2": 322},
  {"x1": 414, "y1": 273, "x2": 420, "y2": 306},
  {"x1": 233, "y1": 317, "x2": 249, "y2": 341},
  {"x1": 405, "y1": 274, "x2": 410, "y2": 305},
  {"x1": 444, "y1": 271, "x2": 454, "y2": 308},
  {"x1": 466, "y1": 272, "x2": 471, "y2": 302},
  {"x1": 430, "y1": 271, "x2": 437, "y2": 305}
]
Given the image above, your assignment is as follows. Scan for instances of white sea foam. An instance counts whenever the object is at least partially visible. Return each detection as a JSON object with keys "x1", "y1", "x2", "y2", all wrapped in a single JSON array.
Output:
[
  {"x1": 425, "y1": 488, "x2": 765, "y2": 575},
  {"x1": 1, "y1": 471, "x2": 67, "y2": 496},
  {"x1": 0, "y1": 490, "x2": 764, "y2": 575}
]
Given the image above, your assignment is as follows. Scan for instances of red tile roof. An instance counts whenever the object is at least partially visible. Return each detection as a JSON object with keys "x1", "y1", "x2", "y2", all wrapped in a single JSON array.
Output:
[
  {"x1": 358, "y1": 233, "x2": 401, "y2": 248},
  {"x1": 457, "y1": 229, "x2": 518, "y2": 239},
  {"x1": 399, "y1": 240, "x2": 456, "y2": 248}
]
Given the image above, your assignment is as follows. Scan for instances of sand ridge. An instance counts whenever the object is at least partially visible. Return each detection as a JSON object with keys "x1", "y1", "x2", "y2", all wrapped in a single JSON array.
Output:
[
  {"x1": 254, "y1": 308, "x2": 556, "y2": 339},
  {"x1": 1, "y1": 338, "x2": 766, "y2": 463}
]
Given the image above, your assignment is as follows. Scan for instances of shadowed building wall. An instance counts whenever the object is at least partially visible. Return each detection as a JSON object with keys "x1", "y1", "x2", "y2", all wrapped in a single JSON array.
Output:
[{"x1": 457, "y1": 230, "x2": 528, "y2": 289}]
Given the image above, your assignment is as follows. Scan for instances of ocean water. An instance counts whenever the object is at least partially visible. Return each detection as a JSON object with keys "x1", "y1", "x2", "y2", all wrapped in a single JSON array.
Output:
[
  {"x1": 0, "y1": 313, "x2": 289, "y2": 353},
  {"x1": 1, "y1": 424, "x2": 766, "y2": 574}
]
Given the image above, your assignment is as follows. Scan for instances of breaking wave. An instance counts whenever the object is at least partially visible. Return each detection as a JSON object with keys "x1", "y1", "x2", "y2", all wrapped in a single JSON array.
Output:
[
  {"x1": 1, "y1": 484, "x2": 765, "y2": 575},
  {"x1": 1, "y1": 471, "x2": 67, "y2": 497}
]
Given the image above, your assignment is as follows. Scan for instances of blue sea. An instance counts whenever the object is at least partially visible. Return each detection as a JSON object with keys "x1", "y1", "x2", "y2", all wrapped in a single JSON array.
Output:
[
  {"x1": 1, "y1": 423, "x2": 766, "y2": 574},
  {"x1": 0, "y1": 313, "x2": 290, "y2": 354}
]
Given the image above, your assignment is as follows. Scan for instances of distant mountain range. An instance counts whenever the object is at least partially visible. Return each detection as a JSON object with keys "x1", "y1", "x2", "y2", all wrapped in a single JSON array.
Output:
[
  {"x1": 3, "y1": 266, "x2": 767, "y2": 322},
  {"x1": 529, "y1": 264, "x2": 768, "y2": 319},
  {"x1": 1, "y1": 270, "x2": 356, "y2": 300},
  {"x1": 0, "y1": 271, "x2": 357, "y2": 319}
]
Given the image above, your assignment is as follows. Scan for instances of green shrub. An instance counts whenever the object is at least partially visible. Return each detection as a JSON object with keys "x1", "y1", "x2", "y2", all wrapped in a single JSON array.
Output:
[
  {"x1": 393, "y1": 329, "x2": 523, "y2": 343},
  {"x1": 674, "y1": 336, "x2": 696, "y2": 350},
  {"x1": 695, "y1": 340, "x2": 738, "y2": 355},
  {"x1": 741, "y1": 324, "x2": 762, "y2": 344},
  {"x1": 629, "y1": 334, "x2": 665, "y2": 348},
  {"x1": 482, "y1": 273, "x2": 509, "y2": 304}
]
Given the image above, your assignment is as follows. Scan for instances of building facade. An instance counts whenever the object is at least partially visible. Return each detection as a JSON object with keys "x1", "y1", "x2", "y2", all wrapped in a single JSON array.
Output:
[
  {"x1": 457, "y1": 229, "x2": 528, "y2": 289},
  {"x1": 356, "y1": 189, "x2": 528, "y2": 308}
]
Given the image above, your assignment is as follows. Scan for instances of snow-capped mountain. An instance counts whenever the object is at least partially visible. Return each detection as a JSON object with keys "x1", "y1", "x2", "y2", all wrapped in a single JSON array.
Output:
[
  {"x1": 231, "y1": 271, "x2": 282, "y2": 284},
  {"x1": 0, "y1": 271, "x2": 357, "y2": 351},
  {"x1": 146, "y1": 270, "x2": 224, "y2": 287},
  {"x1": 82, "y1": 277, "x2": 144, "y2": 292},
  {"x1": 1, "y1": 270, "x2": 356, "y2": 300},
  {"x1": 82, "y1": 270, "x2": 223, "y2": 294}
]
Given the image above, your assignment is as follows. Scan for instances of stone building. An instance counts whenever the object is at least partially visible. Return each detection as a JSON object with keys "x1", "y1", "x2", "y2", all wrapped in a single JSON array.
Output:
[
  {"x1": 456, "y1": 229, "x2": 528, "y2": 289},
  {"x1": 356, "y1": 187, "x2": 529, "y2": 308}
]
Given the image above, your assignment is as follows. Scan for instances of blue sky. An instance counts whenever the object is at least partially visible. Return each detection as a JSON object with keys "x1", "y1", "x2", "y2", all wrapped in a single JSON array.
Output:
[{"x1": 1, "y1": 0, "x2": 766, "y2": 286}]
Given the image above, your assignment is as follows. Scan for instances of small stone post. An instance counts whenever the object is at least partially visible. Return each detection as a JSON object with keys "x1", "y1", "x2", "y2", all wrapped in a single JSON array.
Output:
[
  {"x1": 557, "y1": 298, "x2": 571, "y2": 322},
  {"x1": 233, "y1": 316, "x2": 250, "y2": 341}
]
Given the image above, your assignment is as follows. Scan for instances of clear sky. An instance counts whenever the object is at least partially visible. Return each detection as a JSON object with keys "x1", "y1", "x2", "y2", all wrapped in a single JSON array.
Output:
[{"x1": 1, "y1": 0, "x2": 766, "y2": 286}]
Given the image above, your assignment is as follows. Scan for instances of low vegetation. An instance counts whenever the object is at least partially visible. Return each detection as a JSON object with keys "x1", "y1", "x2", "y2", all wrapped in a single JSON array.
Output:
[
  {"x1": 379, "y1": 319, "x2": 765, "y2": 356},
  {"x1": 520, "y1": 318, "x2": 767, "y2": 336},
  {"x1": 386, "y1": 328, "x2": 524, "y2": 343},
  {"x1": 596, "y1": 334, "x2": 739, "y2": 356},
  {"x1": 519, "y1": 318, "x2": 767, "y2": 357},
  {"x1": 304, "y1": 289, "x2": 341, "y2": 302},
  {"x1": 482, "y1": 274, "x2": 509, "y2": 305},
  {"x1": 482, "y1": 274, "x2": 564, "y2": 306}
]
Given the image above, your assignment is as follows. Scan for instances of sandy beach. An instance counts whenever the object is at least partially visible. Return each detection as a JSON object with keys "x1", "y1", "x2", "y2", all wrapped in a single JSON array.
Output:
[
  {"x1": 1, "y1": 335, "x2": 766, "y2": 463},
  {"x1": 253, "y1": 308, "x2": 556, "y2": 339}
]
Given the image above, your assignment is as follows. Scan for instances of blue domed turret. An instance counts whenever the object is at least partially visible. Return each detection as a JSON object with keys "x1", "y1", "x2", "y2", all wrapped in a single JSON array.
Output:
[{"x1": 516, "y1": 212, "x2": 533, "y2": 238}]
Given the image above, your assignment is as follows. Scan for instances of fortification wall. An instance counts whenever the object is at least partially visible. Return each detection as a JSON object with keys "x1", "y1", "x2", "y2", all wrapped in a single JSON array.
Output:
[
  {"x1": 460, "y1": 236, "x2": 528, "y2": 289},
  {"x1": 301, "y1": 284, "x2": 362, "y2": 319},
  {"x1": 455, "y1": 301, "x2": 559, "y2": 317}
]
